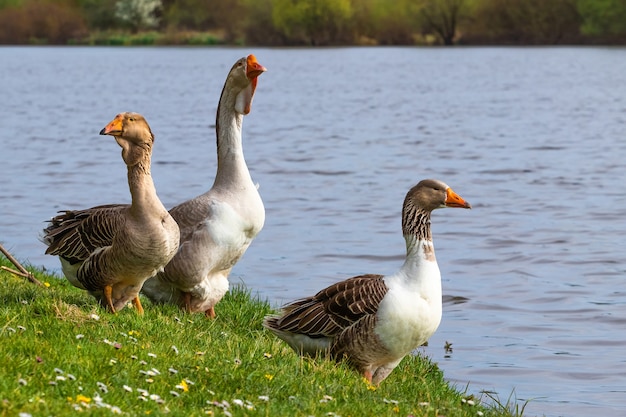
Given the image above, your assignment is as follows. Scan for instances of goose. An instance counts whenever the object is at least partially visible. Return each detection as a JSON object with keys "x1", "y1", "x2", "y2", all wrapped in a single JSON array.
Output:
[
  {"x1": 140, "y1": 55, "x2": 267, "y2": 318},
  {"x1": 43, "y1": 112, "x2": 180, "y2": 314},
  {"x1": 263, "y1": 179, "x2": 471, "y2": 385}
]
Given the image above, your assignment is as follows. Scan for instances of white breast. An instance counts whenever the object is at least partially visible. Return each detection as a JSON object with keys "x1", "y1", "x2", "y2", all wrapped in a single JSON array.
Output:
[
  {"x1": 202, "y1": 199, "x2": 262, "y2": 265},
  {"x1": 375, "y1": 259, "x2": 443, "y2": 357}
]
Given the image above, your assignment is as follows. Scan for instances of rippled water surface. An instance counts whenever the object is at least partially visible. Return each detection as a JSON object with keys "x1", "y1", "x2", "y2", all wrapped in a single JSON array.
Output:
[{"x1": 1, "y1": 46, "x2": 626, "y2": 417}]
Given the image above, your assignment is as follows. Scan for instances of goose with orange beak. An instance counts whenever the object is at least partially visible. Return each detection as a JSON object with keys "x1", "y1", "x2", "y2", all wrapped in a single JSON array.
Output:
[
  {"x1": 141, "y1": 55, "x2": 267, "y2": 318},
  {"x1": 264, "y1": 179, "x2": 471, "y2": 385}
]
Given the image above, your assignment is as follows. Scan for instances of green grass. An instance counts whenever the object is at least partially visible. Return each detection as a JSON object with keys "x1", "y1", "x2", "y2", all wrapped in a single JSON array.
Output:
[
  {"x1": 67, "y1": 31, "x2": 223, "y2": 46},
  {"x1": 0, "y1": 255, "x2": 523, "y2": 416}
]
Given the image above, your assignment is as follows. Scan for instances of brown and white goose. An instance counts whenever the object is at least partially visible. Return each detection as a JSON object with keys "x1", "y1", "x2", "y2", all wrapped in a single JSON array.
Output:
[
  {"x1": 140, "y1": 55, "x2": 267, "y2": 318},
  {"x1": 43, "y1": 113, "x2": 180, "y2": 314},
  {"x1": 263, "y1": 179, "x2": 471, "y2": 385}
]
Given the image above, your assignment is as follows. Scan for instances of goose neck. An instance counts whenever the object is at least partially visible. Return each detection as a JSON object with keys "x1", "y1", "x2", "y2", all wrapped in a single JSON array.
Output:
[
  {"x1": 127, "y1": 153, "x2": 163, "y2": 217},
  {"x1": 402, "y1": 206, "x2": 432, "y2": 242},
  {"x1": 402, "y1": 208, "x2": 437, "y2": 265},
  {"x1": 214, "y1": 96, "x2": 251, "y2": 187}
]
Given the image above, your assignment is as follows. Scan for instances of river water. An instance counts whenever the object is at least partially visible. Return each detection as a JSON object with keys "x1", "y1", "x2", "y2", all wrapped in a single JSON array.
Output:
[{"x1": 1, "y1": 46, "x2": 625, "y2": 417}]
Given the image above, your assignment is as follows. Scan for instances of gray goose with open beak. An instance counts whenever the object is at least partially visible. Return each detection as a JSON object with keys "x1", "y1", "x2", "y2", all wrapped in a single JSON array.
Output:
[{"x1": 141, "y1": 55, "x2": 267, "y2": 318}]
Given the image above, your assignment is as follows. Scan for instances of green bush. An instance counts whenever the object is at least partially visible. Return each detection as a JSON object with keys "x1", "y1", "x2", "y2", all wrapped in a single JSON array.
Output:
[{"x1": 129, "y1": 31, "x2": 158, "y2": 45}]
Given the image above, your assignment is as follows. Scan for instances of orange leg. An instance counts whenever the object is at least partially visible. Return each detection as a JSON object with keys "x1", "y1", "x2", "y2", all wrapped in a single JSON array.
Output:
[
  {"x1": 205, "y1": 306, "x2": 216, "y2": 319},
  {"x1": 132, "y1": 295, "x2": 144, "y2": 315},
  {"x1": 104, "y1": 285, "x2": 116, "y2": 313}
]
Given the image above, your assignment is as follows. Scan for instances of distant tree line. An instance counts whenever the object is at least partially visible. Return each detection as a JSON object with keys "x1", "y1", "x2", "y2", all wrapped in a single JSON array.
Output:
[{"x1": 0, "y1": 0, "x2": 625, "y2": 45}]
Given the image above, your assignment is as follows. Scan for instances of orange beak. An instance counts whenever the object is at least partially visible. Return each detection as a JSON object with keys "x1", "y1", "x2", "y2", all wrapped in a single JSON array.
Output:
[
  {"x1": 445, "y1": 188, "x2": 471, "y2": 209},
  {"x1": 246, "y1": 54, "x2": 267, "y2": 80},
  {"x1": 100, "y1": 114, "x2": 124, "y2": 136}
]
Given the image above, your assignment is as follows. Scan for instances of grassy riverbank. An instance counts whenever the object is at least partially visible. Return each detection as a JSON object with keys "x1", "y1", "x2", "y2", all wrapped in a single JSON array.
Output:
[{"x1": 0, "y1": 255, "x2": 523, "y2": 416}]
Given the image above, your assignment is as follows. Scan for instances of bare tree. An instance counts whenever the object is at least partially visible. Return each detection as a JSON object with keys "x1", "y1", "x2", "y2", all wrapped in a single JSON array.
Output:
[{"x1": 416, "y1": 0, "x2": 465, "y2": 45}]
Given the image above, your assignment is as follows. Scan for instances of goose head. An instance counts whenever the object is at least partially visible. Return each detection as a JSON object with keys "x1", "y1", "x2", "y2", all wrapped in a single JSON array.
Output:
[
  {"x1": 224, "y1": 54, "x2": 267, "y2": 115},
  {"x1": 405, "y1": 179, "x2": 471, "y2": 212},
  {"x1": 100, "y1": 112, "x2": 154, "y2": 166},
  {"x1": 401, "y1": 179, "x2": 471, "y2": 239}
]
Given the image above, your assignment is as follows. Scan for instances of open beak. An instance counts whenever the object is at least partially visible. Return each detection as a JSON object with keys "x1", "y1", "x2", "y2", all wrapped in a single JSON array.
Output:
[
  {"x1": 239, "y1": 55, "x2": 267, "y2": 115},
  {"x1": 445, "y1": 187, "x2": 471, "y2": 209},
  {"x1": 246, "y1": 54, "x2": 267, "y2": 80},
  {"x1": 100, "y1": 115, "x2": 123, "y2": 136}
]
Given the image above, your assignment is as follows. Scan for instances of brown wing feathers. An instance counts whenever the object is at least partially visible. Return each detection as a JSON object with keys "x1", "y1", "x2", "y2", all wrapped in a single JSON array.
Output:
[
  {"x1": 44, "y1": 204, "x2": 127, "y2": 264},
  {"x1": 268, "y1": 274, "x2": 389, "y2": 338}
]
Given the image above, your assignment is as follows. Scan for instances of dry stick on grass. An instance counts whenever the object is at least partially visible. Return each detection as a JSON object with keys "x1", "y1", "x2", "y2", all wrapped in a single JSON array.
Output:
[{"x1": 0, "y1": 243, "x2": 44, "y2": 287}]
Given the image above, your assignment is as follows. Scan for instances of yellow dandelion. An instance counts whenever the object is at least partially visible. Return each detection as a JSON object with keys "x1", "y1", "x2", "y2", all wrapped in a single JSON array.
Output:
[
  {"x1": 393, "y1": 405, "x2": 400, "y2": 413},
  {"x1": 76, "y1": 394, "x2": 91, "y2": 403},
  {"x1": 264, "y1": 374, "x2": 274, "y2": 381},
  {"x1": 179, "y1": 379, "x2": 189, "y2": 392},
  {"x1": 44, "y1": 282, "x2": 50, "y2": 287}
]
